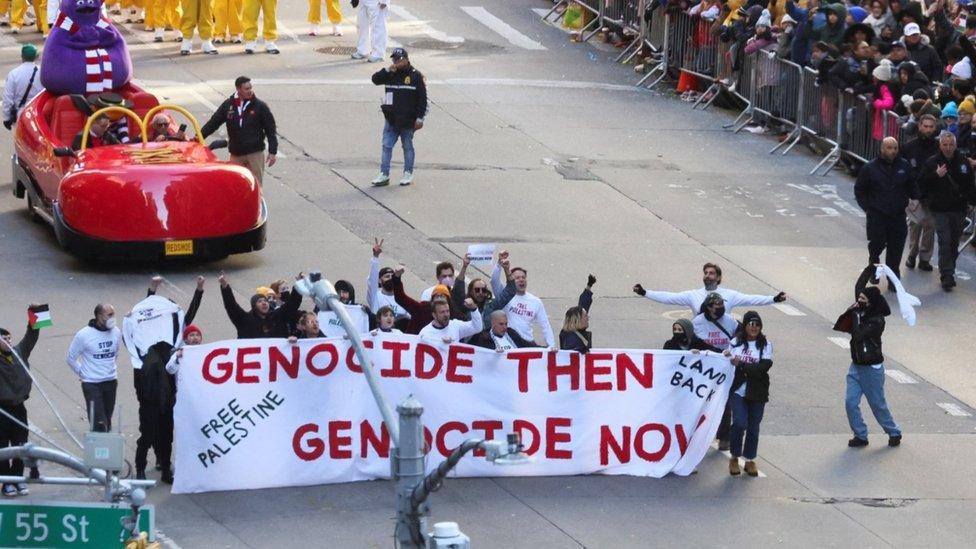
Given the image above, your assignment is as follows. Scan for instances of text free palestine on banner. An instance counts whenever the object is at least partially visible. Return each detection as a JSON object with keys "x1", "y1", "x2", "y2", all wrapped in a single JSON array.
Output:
[{"x1": 173, "y1": 335, "x2": 733, "y2": 493}]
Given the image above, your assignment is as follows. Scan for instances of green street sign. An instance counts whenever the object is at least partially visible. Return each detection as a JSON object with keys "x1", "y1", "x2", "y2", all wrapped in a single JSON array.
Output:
[{"x1": 0, "y1": 500, "x2": 153, "y2": 548}]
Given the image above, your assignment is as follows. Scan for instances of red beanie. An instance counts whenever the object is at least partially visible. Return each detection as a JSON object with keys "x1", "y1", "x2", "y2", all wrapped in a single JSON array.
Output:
[{"x1": 182, "y1": 324, "x2": 202, "y2": 340}]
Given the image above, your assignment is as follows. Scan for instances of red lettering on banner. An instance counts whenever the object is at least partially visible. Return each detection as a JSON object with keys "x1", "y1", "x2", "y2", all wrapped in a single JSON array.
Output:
[
  {"x1": 269, "y1": 345, "x2": 299, "y2": 381},
  {"x1": 328, "y1": 420, "x2": 353, "y2": 459},
  {"x1": 415, "y1": 343, "x2": 442, "y2": 379},
  {"x1": 513, "y1": 419, "x2": 540, "y2": 455},
  {"x1": 547, "y1": 353, "x2": 580, "y2": 392},
  {"x1": 380, "y1": 340, "x2": 411, "y2": 378},
  {"x1": 635, "y1": 423, "x2": 670, "y2": 462},
  {"x1": 584, "y1": 353, "x2": 614, "y2": 391},
  {"x1": 675, "y1": 415, "x2": 707, "y2": 456},
  {"x1": 617, "y1": 354, "x2": 653, "y2": 390},
  {"x1": 345, "y1": 340, "x2": 373, "y2": 373},
  {"x1": 471, "y1": 420, "x2": 503, "y2": 457},
  {"x1": 446, "y1": 345, "x2": 475, "y2": 384},
  {"x1": 508, "y1": 351, "x2": 543, "y2": 392},
  {"x1": 202, "y1": 348, "x2": 232, "y2": 384},
  {"x1": 600, "y1": 425, "x2": 630, "y2": 466},
  {"x1": 436, "y1": 421, "x2": 469, "y2": 457},
  {"x1": 235, "y1": 347, "x2": 261, "y2": 383},
  {"x1": 423, "y1": 427, "x2": 433, "y2": 456},
  {"x1": 545, "y1": 417, "x2": 572, "y2": 459},
  {"x1": 360, "y1": 420, "x2": 390, "y2": 458},
  {"x1": 292, "y1": 423, "x2": 325, "y2": 461},
  {"x1": 306, "y1": 343, "x2": 339, "y2": 376}
]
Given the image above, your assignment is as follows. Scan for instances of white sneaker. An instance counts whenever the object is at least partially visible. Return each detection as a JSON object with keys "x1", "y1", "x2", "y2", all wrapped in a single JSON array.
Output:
[
  {"x1": 180, "y1": 40, "x2": 192, "y2": 55},
  {"x1": 367, "y1": 56, "x2": 383, "y2": 63},
  {"x1": 351, "y1": 51, "x2": 366, "y2": 59},
  {"x1": 399, "y1": 172, "x2": 413, "y2": 186},
  {"x1": 10, "y1": 26, "x2": 19, "y2": 34},
  {"x1": 202, "y1": 39, "x2": 218, "y2": 54},
  {"x1": 265, "y1": 41, "x2": 279, "y2": 54},
  {"x1": 332, "y1": 24, "x2": 342, "y2": 36},
  {"x1": 371, "y1": 173, "x2": 390, "y2": 186},
  {"x1": 154, "y1": 28, "x2": 163, "y2": 42},
  {"x1": 309, "y1": 24, "x2": 319, "y2": 36},
  {"x1": 15, "y1": 483, "x2": 28, "y2": 496},
  {"x1": 2, "y1": 485, "x2": 15, "y2": 497},
  {"x1": 244, "y1": 40, "x2": 256, "y2": 54},
  {"x1": 232, "y1": 34, "x2": 243, "y2": 44}
]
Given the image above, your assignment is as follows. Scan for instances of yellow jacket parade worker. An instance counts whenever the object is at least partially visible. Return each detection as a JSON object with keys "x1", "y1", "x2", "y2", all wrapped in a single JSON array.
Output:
[
  {"x1": 146, "y1": 0, "x2": 180, "y2": 41},
  {"x1": 179, "y1": 0, "x2": 217, "y2": 54},
  {"x1": 243, "y1": 0, "x2": 278, "y2": 54},
  {"x1": 213, "y1": 0, "x2": 242, "y2": 44},
  {"x1": 308, "y1": 0, "x2": 342, "y2": 37},
  {"x1": 10, "y1": 0, "x2": 48, "y2": 36}
]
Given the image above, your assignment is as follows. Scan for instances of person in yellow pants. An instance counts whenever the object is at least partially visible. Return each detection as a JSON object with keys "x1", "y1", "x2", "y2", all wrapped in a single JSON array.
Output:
[
  {"x1": 0, "y1": 0, "x2": 10, "y2": 28},
  {"x1": 121, "y1": 0, "x2": 144, "y2": 24},
  {"x1": 146, "y1": 0, "x2": 181, "y2": 41},
  {"x1": 10, "y1": 0, "x2": 47, "y2": 35},
  {"x1": 213, "y1": 0, "x2": 242, "y2": 44},
  {"x1": 179, "y1": 0, "x2": 217, "y2": 55},
  {"x1": 308, "y1": 0, "x2": 341, "y2": 37},
  {"x1": 105, "y1": 1, "x2": 120, "y2": 15},
  {"x1": 242, "y1": 0, "x2": 277, "y2": 55}
]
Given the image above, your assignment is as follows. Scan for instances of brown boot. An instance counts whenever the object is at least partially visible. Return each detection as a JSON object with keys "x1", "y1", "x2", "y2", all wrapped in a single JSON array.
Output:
[
  {"x1": 744, "y1": 460, "x2": 759, "y2": 477},
  {"x1": 729, "y1": 457, "x2": 741, "y2": 476}
]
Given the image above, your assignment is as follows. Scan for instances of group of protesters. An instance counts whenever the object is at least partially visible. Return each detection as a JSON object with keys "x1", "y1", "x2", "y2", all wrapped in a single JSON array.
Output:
[{"x1": 0, "y1": 243, "x2": 910, "y2": 490}]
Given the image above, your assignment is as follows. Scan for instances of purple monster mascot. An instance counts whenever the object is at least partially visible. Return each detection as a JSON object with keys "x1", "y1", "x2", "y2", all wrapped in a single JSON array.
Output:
[{"x1": 41, "y1": 0, "x2": 132, "y2": 95}]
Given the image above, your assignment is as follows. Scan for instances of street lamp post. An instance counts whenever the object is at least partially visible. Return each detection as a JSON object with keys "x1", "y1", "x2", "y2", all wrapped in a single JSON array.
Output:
[{"x1": 295, "y1": 272, "x2": 530, "y2": 548}]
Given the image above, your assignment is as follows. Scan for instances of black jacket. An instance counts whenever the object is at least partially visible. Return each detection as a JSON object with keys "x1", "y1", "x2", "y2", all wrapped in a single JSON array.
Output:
[
  {"x1": 919, "y1": 150, "x2": 976, "y2": 212},
  {"x1": 371, "y1": 65, "x2": 428, "y2": 128},
  {"x1": 469, "y1": 328, "x2": 537, "y2": 350},
  {"x1": 0, "y1": 325, "x2": 38, "y2": 405},
  {"x1": 854, "y1": 156, "x2": 918, "y2": 217},
  {"x1": 71, "y1": 130, "x2": 119, "y2": 151},
  {"x1": 559, "y1": 287, "x2": 594, "y2": 353},
  {"x1": 906, "y1": 41, "x2": 943, "y2": 83},
  {"x1": 221, "y1": 284, "x2": 301, "y2": 338},
  {"x1": 201, "y1": 94, "x2": 278, "y2": 156},
  {"x1": 662, "y1": 336, "x2": 718, "y2": 352},
  {"x1": 901, "y1": 134, "x2": 939, "y2": 182},
  {"x1": 730, "y1": 341, "x2": 773, "y2": 402},
  {"x1": 833, "y1": 267, "x2": 889, "y2": 366}
]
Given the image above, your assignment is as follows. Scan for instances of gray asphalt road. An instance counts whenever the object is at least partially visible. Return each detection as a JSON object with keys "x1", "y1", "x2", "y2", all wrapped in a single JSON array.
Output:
[{"x1": 0, "y1": 1, "x2": 975, "y2": 547}]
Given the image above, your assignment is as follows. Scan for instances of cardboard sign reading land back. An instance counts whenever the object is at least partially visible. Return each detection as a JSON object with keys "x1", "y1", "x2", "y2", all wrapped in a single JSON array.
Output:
[{"x1": 172, "y1": 334, "x2": 733, "y2": 494}]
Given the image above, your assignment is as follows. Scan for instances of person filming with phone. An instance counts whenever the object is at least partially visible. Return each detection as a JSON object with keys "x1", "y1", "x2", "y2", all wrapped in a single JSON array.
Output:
[{"x1": 148, "y1": 114, "x2": 188, "y2": 142}]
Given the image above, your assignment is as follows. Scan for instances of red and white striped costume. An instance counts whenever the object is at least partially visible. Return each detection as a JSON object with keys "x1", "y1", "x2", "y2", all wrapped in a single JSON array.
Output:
[{"x1": 54, "y1": 14, "x2": 116, "y2": 93}]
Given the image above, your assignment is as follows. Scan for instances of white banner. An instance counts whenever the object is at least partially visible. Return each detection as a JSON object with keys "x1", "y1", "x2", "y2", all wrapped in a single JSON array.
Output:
[
  {"x1": 317, "y1": 305, "x2": 369, "y2": 338},
  {"x1": 172, "y1": 335, "x2": 733, "y2": 494}
]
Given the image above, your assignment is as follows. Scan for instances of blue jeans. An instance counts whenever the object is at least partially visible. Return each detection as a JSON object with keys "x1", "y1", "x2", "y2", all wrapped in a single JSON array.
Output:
[
  {"x1": 380, "y1": 121, "x2": 415, "y2": 175},
  {"x1": 845, "y1": 363, "x2": 901, "y2": 439},
  {"x1": 729, "y1": 393, "x2": 765, "y2": 459}
]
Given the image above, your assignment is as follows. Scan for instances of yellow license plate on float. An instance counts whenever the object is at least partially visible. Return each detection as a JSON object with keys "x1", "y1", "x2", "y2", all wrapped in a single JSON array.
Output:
[{"x1": 164, "y1": 240, "x2": 194, "y2": 256}]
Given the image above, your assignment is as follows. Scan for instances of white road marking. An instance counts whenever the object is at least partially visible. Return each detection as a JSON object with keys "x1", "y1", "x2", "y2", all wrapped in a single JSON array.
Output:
[
  {"x1": 139, "y1": 77, "x2": 643, "y2": 93},
  {"x1": 187, "y1": 88, "x2": 218, "y2": 111},
  {"x1": 828, "y1": 337, "x2": 850, "y2": 349},
  {"x1": 460, "y1": 6, "x2": 547, "y2": 50},
  {"x1": 275, "y1": 20, "x2": 305, "y2": 45},
  {"x1": 387, "y1": 5, "x2": 464, "y2": 43},
  {"x1": 884, "y1": 370, "x2": 917, "y2": 384},
  {"x1": 937, "y1": 402, "x2": 972, "y2": 417},
  {"x1": 772, "y1": 303, "x2": 805, "y2": 316}
]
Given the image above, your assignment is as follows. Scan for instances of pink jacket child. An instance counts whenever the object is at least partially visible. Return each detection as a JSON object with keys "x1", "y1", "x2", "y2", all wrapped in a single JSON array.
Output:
[{"x1": 871, "y1": 59, "x2": 896, "y2": 140}]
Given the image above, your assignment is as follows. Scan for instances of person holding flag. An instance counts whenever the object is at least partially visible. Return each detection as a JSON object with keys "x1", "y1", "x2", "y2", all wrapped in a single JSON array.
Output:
[{"x1": 0, "y1": 303, "x2": 44, "y2": 497}]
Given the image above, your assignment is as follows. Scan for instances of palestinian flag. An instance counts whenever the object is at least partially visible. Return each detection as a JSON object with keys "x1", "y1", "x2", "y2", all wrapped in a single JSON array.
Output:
[{"x1": 28, "y1": 304, "x2": 52, "y2": 329}]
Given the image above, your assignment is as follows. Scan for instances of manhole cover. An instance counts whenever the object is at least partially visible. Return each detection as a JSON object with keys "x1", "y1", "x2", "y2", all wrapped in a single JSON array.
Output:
[
  {"x1": 408, "y1": 38, "x2": 464, "y2": 50},
  {"x1": 316, "y1": 46, "x2": 359, "y2": 55}
]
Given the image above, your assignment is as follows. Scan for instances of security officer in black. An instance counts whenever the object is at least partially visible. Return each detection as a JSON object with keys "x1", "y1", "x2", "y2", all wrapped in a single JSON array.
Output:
[
  {"x1": 900, "y1": 114, "x2": 940, "y2": 271},
  {"x1": 920, "y1": 131, "x2": 976, "y2": 291},
  {"x1": 370, "y1": 47, "x2": 428, "y2": 187},
  {"x1": 854, "y1": 137, "x2": 919, "y2": 284}
]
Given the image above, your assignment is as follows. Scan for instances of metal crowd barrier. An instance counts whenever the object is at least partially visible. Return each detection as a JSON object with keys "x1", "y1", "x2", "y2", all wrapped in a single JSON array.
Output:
[{"x1": 627, "y1": 10, "x2": 915, "y2": 175}]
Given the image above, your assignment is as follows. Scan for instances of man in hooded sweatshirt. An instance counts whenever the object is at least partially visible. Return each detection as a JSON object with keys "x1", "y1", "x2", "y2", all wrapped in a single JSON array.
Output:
[
  {"x1": 812, "y1": 3, "x2": 848, "y2": 47},
  {"x1": 219, "y1": 272, "x2": 302, "y2": 338},
  {"x1": 833, "y1": 266, "x2": 901, "y2": 448},
  {"x1": 67, "y1": 304, "x2": 121, "y2": 432},
  {"x1": 0, "y1": 309, "x2": 40, "y2": 497}
]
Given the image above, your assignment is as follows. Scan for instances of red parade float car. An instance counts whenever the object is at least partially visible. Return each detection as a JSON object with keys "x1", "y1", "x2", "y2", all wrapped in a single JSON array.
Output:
[{"x1": 11, "y1": 83, "x2": 267, "y2": 261}]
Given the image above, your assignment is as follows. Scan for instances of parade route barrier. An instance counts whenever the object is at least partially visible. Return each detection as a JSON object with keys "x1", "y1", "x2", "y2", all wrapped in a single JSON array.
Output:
[{"x1": 172, "y1": 335, "x2": 733, "y2": 494}]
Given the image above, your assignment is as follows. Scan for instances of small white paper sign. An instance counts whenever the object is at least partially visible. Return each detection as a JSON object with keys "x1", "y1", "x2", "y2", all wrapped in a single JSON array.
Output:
[{"x1": 466, "y1": 244, "x2": 496, "y2": 266}]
